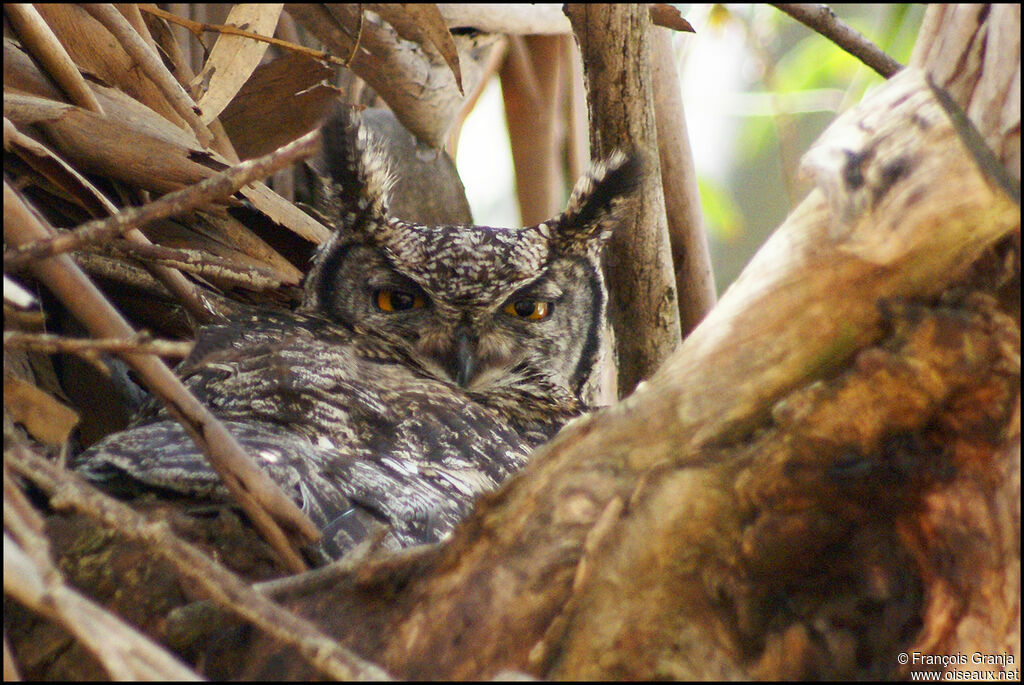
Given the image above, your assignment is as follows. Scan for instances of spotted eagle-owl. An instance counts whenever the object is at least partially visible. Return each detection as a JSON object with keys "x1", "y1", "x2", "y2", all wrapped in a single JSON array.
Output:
[{"x1": 74, "y1": 108, "x2": 642, "y2": 559}]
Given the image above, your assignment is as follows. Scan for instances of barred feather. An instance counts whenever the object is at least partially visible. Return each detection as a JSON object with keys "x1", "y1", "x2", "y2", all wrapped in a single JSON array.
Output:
[
  {"x1": 75, "y1": 112, "x2": 640, "y2": 564},
  {"x1": 318, "y1": 105, "x2": 395, "y2": 231},
  {"x1": 75, "y1": 310, "x2": 559, "y2": 559},
  {"x1": 547, "y1": 148, "x2": 644, "y2": 256}
]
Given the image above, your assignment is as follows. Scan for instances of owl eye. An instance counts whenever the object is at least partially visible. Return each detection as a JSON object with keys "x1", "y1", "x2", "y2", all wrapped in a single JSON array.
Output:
[
  {"x1": 503, "y1": 299, "x2": 552, "y2": 320},
  {"x1": 375, "y1": 289, "x2": 426, "y2": 312}
]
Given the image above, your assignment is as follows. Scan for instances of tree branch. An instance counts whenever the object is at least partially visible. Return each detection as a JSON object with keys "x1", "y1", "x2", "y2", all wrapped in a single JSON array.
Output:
[
  {"x1": 4, "y1": 3, "x2": 105, "y2": 114},
  {"x1": 3, "y1": 128, "x2": 322, "y2": 270},
  {"x1": 4, "y1": 182, "x2": 319, "y2": 573},
  {"x1": 79, "y1": 3, "x2": 215, "y2": 148},
  {"x1": 3, "y1": 462, "x2": 201, "y2": 680},
  {"x1": 566, "y1": 3, "x2": 682, "y2": 396},
  {"x1": 771, "y1": 4, "x2": 904, "y2": 78},
  {"x1": 649, "y1": 26, "x2": 716, "y2": 336},
  {"x1": 3, "y1": 331, "x2": 193, "y2": 361},
  {"x1": 4, "y1": 442, "x2": 390, "y2": 681}
]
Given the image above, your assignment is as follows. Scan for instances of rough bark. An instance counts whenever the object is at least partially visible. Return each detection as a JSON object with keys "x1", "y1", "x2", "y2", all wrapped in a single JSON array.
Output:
[
  {"x1": 910, "y1": 4, "x2": 1020, "y2": 178},
  {"x1": 566, "y1": 3, "x2": 683, "y2": 397}
]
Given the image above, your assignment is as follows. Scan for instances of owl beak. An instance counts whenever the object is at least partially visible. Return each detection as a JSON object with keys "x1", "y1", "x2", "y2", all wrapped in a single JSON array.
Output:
[{"x1": 452, "y1": 328, "x2": 477, "y2": 388}]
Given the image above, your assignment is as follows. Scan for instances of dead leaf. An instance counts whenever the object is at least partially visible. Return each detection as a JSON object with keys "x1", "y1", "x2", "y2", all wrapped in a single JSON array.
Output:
[
  {"x1": 194, "y1": 4, "x2": 285, "y2": 123},
  {"x1": 5, "y1": 93, "x2": 219, "y2": 195},
  {"x1": 3, "y1": 117, "x2": 118, "y2": 219},
  {"x1": 396, "y1": 4, "x2": 464, "y2": 94},
  {"x1": 219, "y1": 52, "x2": 336, "y2": 160},
  {"x1": 32, "y1": 4, "x2": 189, "y2": 128},
  {"x1": 4, "y1": 376, "x2": 80, "y2": 446},
  {"x1": 649, "y1": 4, "x2": 696, "y2": 33},
  {"x1": 238, "y1": 182, "x2": 333, "y2": 246}
]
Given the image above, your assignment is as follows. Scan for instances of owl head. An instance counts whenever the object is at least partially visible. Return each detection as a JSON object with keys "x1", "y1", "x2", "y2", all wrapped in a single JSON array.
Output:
[{"x1": 302, "y1": 108, "x2": 642, "y2": 406}]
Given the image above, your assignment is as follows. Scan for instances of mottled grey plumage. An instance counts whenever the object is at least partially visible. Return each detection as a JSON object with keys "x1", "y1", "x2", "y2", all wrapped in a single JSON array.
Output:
[{"x1": 75, "y1": 108, "x2": 643, "y2": 560}]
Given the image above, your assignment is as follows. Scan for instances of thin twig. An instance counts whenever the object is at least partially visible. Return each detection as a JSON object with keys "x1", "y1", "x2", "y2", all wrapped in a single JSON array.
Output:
[
  {"x1": 140, "y1": 4, "x2": 353, "y2": 67},
  {"x1": 5, "y1": 443, "x2": 392, "y2": 681},
  {"x1": 345, "y1": 6, "x2": 365, "y2": 68},
  {"x1": 4, "y1": 128, "x2": 322, "y2": 270},
  {"x1": 88, "y1": 240, "x2": 285, "y2": 290},
  {"x1": 771, "y1": 4, "x2": 903, "y2": 78},
  {"x1": 3, "y1": 461, "x2": 201, "y2": 680},
  {"x1": 5, "y1": 181, "x2": 319, "y2": 573},
  {"x1": 3, "y1": 331, "x2": 194, "y2": 360}
]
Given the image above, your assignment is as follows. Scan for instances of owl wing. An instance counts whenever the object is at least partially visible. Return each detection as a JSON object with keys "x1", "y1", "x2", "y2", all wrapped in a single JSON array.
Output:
[
  {"x1": 73, "y1": 311, "x2": 537, "y2": 559},
  {"x1": 74, "y1": 418, "x2": 386, "y2": 557}
]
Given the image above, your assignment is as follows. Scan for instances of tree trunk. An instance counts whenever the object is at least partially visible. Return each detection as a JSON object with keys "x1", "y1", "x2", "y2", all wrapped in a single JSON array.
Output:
[
  {"x1": 565, "y1": 3, "x2": 683, "y2": 397},
  {"x1": 649, "y1": 26, "x2": 717, "y2": 337}
]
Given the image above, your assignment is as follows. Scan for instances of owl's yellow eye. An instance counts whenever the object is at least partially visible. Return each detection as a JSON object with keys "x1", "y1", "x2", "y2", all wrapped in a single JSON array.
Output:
[
  {"x1": 375, "y1": 289, "x2": 425, "y2": 312},
  {"x1": 503, "y1": 299, "x2": 551, "y2": 320}
]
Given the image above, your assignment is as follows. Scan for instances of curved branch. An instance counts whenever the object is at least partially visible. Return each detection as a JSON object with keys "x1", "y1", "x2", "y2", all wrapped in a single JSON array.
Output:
[{"x1": 771, "y1": 4, "x2": 904, "y2": 78}]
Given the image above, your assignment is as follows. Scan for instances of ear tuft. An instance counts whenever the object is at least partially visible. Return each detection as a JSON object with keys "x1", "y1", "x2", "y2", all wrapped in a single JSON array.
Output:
[
  {"x1": 303, "y1": 106, "x2": 398, "y2": 311},
  {"x1": 318, "y1": 105, "x2": 395, "y2": 232},
  {"x1": 548, "y1": 149, "x2": 645, "y2": 256}
]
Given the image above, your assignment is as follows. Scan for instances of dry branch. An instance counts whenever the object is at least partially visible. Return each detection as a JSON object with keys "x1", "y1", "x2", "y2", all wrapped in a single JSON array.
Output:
[
  {"x1": 28, "y1": 4, "x2": 186, "y2": 129},
  {"x1": 88, "y1": 240, "x2": 285, "y2": 290},
  {"x1": 4, "y1": 127, "x2": 323, "y2": 269},
  {"x1": 3, "y1": 462, "x2": 200, "y2": 680},
  {"x1": 649, "y1": 26, "x2": 716, "y2": 336},
  {"x1": 3, "y1": 331, "x2": 193, "y2": 361},
  {"x1": 4, "y1": 4, "x2": 105, "y2": 114},
  {"x1": 4, "y1": 442, "x2": 390, "y2": 681},
  {"x1": 79, "y1": 3, "x2": 215, "y2": 149},
  {"x1": 772, "y1": 4, "x2": 904, "y2": 78},
  {"x1": 3, "y1": 116, "x2": 215, "y2": 322},
  {"x1": 4, "y1": 533, "x2": 201, "y2": 680},
  {"x1": 141, "y1": 4, "x2": 351, "y2": 68},
  {"x1": 4, "y1": 183, "x2": 319, "y2": 573}
]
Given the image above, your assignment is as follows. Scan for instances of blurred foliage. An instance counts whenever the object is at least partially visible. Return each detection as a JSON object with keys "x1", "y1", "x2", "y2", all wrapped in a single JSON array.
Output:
[
  {"x1": 690, "y1": 4, "x2": 926, "y2": 292},
  {"x1": 698, "y1": 176, "x2": 744, "y2": 244}
]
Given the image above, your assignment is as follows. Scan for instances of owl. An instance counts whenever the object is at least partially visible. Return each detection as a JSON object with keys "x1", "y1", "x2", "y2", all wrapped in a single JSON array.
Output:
[{"x1": 74, "y1": 108, "x2": 643, "y2": 560}]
